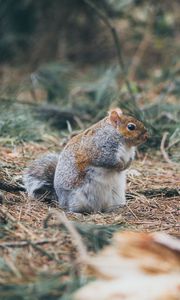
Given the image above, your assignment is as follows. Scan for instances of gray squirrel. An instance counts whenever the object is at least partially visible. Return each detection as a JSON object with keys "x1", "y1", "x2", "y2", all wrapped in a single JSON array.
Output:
[{"x1": 23, "y1": 108, "x2": 148, "y2": 213}]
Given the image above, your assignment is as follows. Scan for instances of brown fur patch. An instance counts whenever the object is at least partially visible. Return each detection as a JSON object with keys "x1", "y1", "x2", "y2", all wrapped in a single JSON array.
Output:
[{"x1": 66, "y1": 119, "x2": 105, "y2": 175}]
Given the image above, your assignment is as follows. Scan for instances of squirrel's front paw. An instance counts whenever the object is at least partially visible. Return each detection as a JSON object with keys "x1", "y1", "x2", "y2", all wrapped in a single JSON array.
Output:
[
  {"x1": 123, "y1": 159, "x2": 132, "y2": 170},
  {"x1": 116, "y1": 158, "x2": 132, "y2": 171}
]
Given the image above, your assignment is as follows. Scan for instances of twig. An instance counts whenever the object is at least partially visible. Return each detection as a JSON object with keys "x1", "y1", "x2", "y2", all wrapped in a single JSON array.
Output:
[
  {"x1": 0, "y1": 238, "x2": 57, "y2": 248},
  {"x1": 126, "y1": 205, "x2": 139, "y2": 220},
  {"x1": 0, "y1": 181, "x2": 25, "y2": 193},
  {"x1": 83, "y1": 0, "x2": 135, "y2": 101},
  {"x1": 160, "y1": 132, "x2": 176, "y2": 165},
  {"x1": 138, "y1": 187, "x2": 179, "y2": 198},
  {"x1": 45, "y1": 211, "x2": 88, "y2": 263},
  {"x1": 28, "y1": 241, "x2": 62, "y2": 263},
  {"x1": 3, "y1": 255, "x2": 22, "y2": 278},
  {"x1": 166, "y1": 138, "x2": 180, "y2": 150}
]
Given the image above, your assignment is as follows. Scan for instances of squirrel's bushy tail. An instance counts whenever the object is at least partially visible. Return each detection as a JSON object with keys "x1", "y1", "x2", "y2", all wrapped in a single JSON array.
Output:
[{"x1": 23, "y1": 153, "x2": 59, "y2": 201}]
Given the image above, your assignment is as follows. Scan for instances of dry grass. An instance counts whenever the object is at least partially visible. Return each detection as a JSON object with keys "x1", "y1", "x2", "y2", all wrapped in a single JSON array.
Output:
[
  {"x1": 0, "y1": 140, "x2": 179, "y2": 297},
  {"x1": 121, "y1": 157, "x2": 179, "y2": 236}
]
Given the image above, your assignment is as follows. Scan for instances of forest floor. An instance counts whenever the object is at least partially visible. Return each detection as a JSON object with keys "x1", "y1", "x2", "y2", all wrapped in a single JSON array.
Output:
[{"x1": 0, "y1": 139, "x2": 179, "y2": 295}]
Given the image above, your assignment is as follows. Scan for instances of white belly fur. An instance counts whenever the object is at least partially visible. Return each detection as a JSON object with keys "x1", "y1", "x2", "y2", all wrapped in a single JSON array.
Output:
[
  {"x1": 89, "y1": 167, "x2": 127, "y2": 210},
  {"x1": 68, "y1": 146, "x2": 135, "y2": 212},
  {"x1": 69, "y1": 167, "x2": 127, "y2": 212}
]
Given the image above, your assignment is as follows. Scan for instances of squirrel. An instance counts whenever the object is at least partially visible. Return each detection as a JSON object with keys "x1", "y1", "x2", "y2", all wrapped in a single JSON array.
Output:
[{"x1": 23, "y1": 108, "x2": 148, "y2": 213}]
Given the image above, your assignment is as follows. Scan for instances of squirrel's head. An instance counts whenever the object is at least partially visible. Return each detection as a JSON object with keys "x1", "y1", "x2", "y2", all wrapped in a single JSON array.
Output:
[{"x1": 108, "y1": 108, "x2": 148, "y2": 146}]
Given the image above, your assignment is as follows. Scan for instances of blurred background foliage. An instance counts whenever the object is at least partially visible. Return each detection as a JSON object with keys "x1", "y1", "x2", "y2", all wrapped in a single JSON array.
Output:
[{"x1": 0, "y1": 0, "x2": 179, "y2": 160}]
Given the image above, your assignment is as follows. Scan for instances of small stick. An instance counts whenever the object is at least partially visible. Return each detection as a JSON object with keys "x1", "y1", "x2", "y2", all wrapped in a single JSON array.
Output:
[
  {"x1": 160, "y1": 132, "x2": 176, "y2": 165},
  {"x1": 3, "y1": 255, "x2": 22, "y2": 278},
  {"x1": 0, "y1": 238, "x2": 57, "y2": 248},
  {"x1": 53, "y1": 212, "x2": 88, "y2": 263},
  {"x1": 138, "y1": 187, "x2": 179, "y2": 198},
  {"x1": 28, "y1": 241, "x2": 62, "y2": 264},
  {"x1": 126, "y1": 205, "x2": 139, "y2": 220},
  {"x1": 0, "y1": 181, "x2": 25, "y2": 193}
]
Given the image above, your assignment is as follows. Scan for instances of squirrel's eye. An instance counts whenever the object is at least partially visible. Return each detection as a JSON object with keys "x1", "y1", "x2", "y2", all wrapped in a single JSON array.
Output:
[{"x1": 127, "y1": 123, "x2": 136, "y2": 131}]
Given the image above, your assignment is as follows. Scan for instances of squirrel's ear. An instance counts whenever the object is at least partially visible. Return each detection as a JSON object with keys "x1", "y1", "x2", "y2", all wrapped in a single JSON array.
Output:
[{"x1": 108, "y1": 108, "x2": 122, "y2": 127}]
